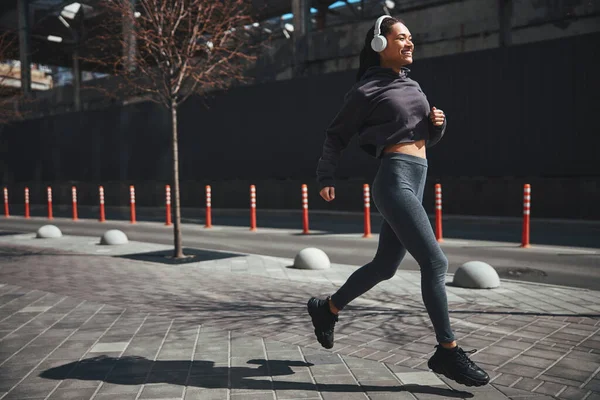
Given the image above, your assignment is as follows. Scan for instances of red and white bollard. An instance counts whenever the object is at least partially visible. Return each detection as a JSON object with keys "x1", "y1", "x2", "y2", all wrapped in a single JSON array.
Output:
[
  {"x1": 205, "y1": 185, "x2": 212, "y2": 228},
  {"x1": 521, "y1": 184, "x2": 531, "y2": 248},
  {"x1": 250, "y1": 185, "x2": 257, "y2": 231},
  {"x1": 47, "y1": 186, "x2": 53, "y2": 220},
  {"x1": 435, "y1": 184, "x2": 443, "y2": 242},
  {"x1": 3, "y1": 187, "x2": 8, "y2": 218},
  {"x1": 24, "y1": 187, "x2": 30, "y2": 219},
  {"x1": 165, "y1": 185, "x2": 172, "y2": 226},
  {"x1": 129, "y1": 185, "x2": 136, "y2": 224},
  {"x1": 301, "y1": 184, "x2": 309, "y2": 234},
  {"x1": 99, "y1": 186, "x2": 106, "y2": 222},
  {"x1": 72, "y1": 186, "x2": 78, "y2": 221},
  {"x1": 363, "y1": 184, "x2": 372, "y2": 238}
]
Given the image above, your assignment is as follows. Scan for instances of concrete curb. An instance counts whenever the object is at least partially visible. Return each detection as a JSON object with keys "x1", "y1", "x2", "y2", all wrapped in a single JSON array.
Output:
[{"x1": 6, "y1": 204, "x2": 600, "y2": 225}]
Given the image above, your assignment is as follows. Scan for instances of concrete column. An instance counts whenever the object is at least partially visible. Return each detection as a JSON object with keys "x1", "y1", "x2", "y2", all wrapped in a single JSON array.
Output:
[
  {"x1": 315, "y1": 5, "x2": 327, "y2": 30},
  {"x1": 73, "y1": 47, "x2": 81, "y2": 111},
  {"x1": 291, "y1": 0, "x2": 310, "y2": 37},
  {"x1": 72, "y1": 7, "x2": 84, "y2": 111},
  {"x1": 499, "y1": 0, "x2": 513, "y2": 47},
  {"x1": 17, "y1": 0, "x2": 32, "y2": 96},
  {"x1": 291, "y1": 0, "x2": 310, "y2": 75}
]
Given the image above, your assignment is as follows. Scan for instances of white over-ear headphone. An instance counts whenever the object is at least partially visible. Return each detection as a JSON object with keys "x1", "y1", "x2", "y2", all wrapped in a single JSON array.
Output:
[{"x1": 371, "y1": 15, "x2": 393, "y2": 52}]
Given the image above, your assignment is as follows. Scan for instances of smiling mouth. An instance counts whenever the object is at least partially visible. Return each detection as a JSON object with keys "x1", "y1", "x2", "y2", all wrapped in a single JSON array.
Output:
[{"x1": 401, "y1": 50, "x2": 413, "y2": 56}]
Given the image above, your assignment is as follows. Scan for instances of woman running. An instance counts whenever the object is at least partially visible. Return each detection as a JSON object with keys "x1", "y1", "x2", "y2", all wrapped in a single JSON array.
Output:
[{"x1": 308, "y1": 15, "x2": 490, "y2": 387}]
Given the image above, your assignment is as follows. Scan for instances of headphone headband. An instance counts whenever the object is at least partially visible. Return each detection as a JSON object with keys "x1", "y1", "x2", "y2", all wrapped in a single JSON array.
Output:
[{"x1": 374, "y1": 15, "x2": 393, "y2": 37}]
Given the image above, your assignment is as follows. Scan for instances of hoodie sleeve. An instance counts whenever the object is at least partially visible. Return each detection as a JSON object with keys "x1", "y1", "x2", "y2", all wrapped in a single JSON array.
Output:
[
  {"x1": 427, "y1": 117, "x2": 447, "y2": 148},
  {"x1": 316, "y1": 88, "x2": 368, "y2": 188}
]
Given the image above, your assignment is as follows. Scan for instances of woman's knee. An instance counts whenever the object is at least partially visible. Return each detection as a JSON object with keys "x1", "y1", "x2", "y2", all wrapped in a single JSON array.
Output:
[
  {"x1": 372, "y1": 247, "x2": 405, "y2": 281},
  {"x1": 421, "y1": 253, "x2": 448, "y2": 280},
  {"x1": 377, "y1": 265, "x2": 399, "y2": 281},
  {"x1": 371, "y1": 258, "x2": 401, "y2": 281}
]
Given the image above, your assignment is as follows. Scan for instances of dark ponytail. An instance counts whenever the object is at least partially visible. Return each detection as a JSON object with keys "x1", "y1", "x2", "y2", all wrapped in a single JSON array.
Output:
[{"x1": 356, "y1": 16, "x2": 402, "y2": 82}]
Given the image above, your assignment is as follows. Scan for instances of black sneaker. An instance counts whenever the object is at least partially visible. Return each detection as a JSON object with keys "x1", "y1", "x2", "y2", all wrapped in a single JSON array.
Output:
[
  {"x1": 307, "y1": 297, "x2": 338, "y2": 349},
  {"x1": 427, "y1": 345, "x2": 490, "y2": 387}
]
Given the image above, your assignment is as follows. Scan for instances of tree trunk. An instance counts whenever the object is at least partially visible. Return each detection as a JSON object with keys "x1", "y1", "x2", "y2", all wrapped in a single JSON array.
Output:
[{"x1": 171, "y1": 101, "x2": 184, "y2": 258}]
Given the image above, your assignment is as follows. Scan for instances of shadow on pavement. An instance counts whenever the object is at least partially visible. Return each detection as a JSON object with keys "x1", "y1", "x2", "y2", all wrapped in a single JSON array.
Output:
[
  {"x1": 39, "y1": 356, "x2": 473, "y2": 397},
  {"x1": 117, "y1": 247, "x2": 244, "y2": 265},
  {"x1": 0, "y1": 231, "x2": 23, "y2": 237},
  {"x1": 449, "y1": 310, "x2": 600, "y2": 318},
  {"x1": 0, "y1": 244, "x2": 74, "y2": 258}
]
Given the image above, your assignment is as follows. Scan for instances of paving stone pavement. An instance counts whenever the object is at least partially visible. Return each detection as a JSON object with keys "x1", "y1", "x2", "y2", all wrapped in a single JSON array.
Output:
[{"x1": 0, "y1": 234, "x2": 599, "y2": 400}]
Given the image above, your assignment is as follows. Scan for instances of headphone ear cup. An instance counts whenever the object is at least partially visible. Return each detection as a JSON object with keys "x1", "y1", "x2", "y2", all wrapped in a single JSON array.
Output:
[{"x1": 371, "y1": 35, "x2": 387, "y2": 52}]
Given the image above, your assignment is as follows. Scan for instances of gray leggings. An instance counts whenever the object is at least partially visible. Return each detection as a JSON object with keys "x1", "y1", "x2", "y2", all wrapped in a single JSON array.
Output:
[{"x1": 330, "y1": 153, "x2": 455, "y2": 343}]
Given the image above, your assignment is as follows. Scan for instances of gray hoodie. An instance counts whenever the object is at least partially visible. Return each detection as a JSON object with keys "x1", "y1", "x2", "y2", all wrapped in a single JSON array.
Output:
[{"x1": 316, "y1": 66, "x2": 446, "y2": 188}]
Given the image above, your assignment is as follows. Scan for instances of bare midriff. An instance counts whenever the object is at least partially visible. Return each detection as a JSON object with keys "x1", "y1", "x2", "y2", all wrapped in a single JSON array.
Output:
[{"x1": 382, "y1": 139, "x2": 427, "y2": 159}]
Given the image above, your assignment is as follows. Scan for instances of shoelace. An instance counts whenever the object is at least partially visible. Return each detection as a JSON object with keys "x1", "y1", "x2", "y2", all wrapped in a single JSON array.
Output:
[{"x1": 455, "y1": 348, "x2": 477, "y2": 368}]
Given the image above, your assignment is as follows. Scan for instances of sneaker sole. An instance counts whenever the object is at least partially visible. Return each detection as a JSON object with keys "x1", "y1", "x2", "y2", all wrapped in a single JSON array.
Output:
[
  {"x1": 306, "y1": 298, "x2": 334, "y2": 349},
  {"x1": 428, "y1": 360, "x2": 490, "y2": 387}
]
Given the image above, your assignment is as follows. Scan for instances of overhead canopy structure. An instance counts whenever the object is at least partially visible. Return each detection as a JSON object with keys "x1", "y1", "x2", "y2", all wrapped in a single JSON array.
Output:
[
  {"x1": 0, "y1": 0, "x2": 393, "y2": 108},
  {"x1": 0, "y1": 0, "x2": 342, "y2": 76},
  {"x1": 0, "y1": 1, "x2": 101, "y2": 80}
]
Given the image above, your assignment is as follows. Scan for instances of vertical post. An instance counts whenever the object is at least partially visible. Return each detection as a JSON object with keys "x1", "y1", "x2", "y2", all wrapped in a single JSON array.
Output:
[
  {"x1": 250, "y1": 185, "x2": 257, "y2": 231},
  {"x1": 521, "y1": 184, "x2": 531, "y2": 248},
  {"x1": 17, "y1": 0, "x2": 32, "y2": 96},
  {"x1": 99, "y1": 186, "x2": 106, "y2": 222},
  {"x1": 363, "y1": 184, "x2": 371, "y2": 238},
  {"x1": 129, "y1": 185, "x2": 136, "y2": 224},
  {"x1": 291, "y1": 0, "x2": 310, "y2": 76},
  {"x1": 71, "y1": 186, "x2": 78, "y2": 220},
  {"x1": 47, "y1": 186, "x2": 53, "y2": 220},
  {"x1": 435, "y1": 184, "x2": 443, "y2": 242},
  {"x1": 205, "y1": 185, "x2": 212, "y2": 228},
  {"x1": 498, "y1": 0, "x2": 513, "y2": 47},
  {"x1": 72, "y1": 6, "x2": 84, "y2": 112},
  {"x1": 3, "y1": 187, "x2": 9, "y2": 217},
  {"x1": 165, "y1": 185, "x2": 172, "y2": 226},
  {"x1": 315, "y1": 5, "x2": 327, "y2": 30},
  {"x1": 291, "y1": 0, "x2": 310, "y2": 37},
  {"x1": 24, "y1": 187, "x2": 30, "y2": 218},
  {"x1": 73, "y1": 47, "x2": 81, "y2": 111},
  {"x1": 302, "y1": 184, "x2": 309, "y2": 234}
]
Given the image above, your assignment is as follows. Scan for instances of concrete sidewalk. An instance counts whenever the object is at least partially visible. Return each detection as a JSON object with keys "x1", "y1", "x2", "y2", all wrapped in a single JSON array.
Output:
[{"x1": 0, "y1": 233, "x2": 598, "y2": 400}]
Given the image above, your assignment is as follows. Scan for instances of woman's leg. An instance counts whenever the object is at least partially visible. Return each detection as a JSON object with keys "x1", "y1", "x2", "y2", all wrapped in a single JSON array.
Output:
[
  {"x1": 375, "y1": 186, "x2": 454, "y2": 344},
  {"x1": 307, "y1": 219, "x2": 406, "y2": 349},
  {"x1": 372, "y1": 154, "x2": 489, "y2": 386},
  {"x1": 330, "y1": 220, "x2": 407, "y2": 311}
]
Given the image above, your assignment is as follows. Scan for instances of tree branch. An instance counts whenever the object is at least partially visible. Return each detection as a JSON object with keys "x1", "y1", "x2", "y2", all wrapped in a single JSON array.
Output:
[{"x1": 83, "y1": 0, "x2": 262, "y2": 111}]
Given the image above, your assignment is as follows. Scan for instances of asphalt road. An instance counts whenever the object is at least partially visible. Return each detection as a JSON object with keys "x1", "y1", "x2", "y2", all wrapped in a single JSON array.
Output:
[
  {"x1": 9, "y1": 204, "x2": 600, "y2": 248},
  {"x1": 1, "y1": 215, "x2": 599, "y2": 291}
]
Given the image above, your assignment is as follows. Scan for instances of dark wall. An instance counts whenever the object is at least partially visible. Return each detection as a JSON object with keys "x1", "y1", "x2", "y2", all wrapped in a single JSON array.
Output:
[{"x1": 1, "y1": 32, "x2": 599, "y2": 218}]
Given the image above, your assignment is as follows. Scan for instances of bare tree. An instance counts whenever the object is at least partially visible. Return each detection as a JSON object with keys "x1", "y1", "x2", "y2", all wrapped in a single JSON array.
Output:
[
  {"x1": 0, "y1": 31, "x2": 24, "y2": 125},
  {"x1": 89, "y1": 0, "x2": 261, "y2": 258}
]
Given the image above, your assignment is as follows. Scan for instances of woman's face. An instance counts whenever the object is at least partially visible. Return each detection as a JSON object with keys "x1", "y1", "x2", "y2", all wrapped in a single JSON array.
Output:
[{"x1": 380, "y1": 22, "x2": 414, "y2": 67}]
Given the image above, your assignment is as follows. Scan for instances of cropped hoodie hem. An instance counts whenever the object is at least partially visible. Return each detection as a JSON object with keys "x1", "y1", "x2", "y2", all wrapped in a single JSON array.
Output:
[{"x1": 316, "y1": 66, "x2": 446, "y2": 188}]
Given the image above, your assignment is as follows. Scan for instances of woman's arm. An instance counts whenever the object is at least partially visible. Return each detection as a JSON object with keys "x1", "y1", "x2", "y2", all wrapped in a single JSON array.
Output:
[
  {"x1": 316, "y1": 89, "x2": 369, "y2": 188},
  {"x1": 427, "y1": 107, "x2": 447, "y2": 148}
]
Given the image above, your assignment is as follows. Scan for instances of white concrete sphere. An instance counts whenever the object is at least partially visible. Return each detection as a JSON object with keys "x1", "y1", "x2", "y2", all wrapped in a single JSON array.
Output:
[
  {"x1": 100, "y1": 230, "x2": 129, "y2": 245},
  {"x1": 453, "y1": 261, "x2": 501, "y2": 289},
  {"x1": 293, "y1": 248, "x2": 331, "y2": 270},
  {"x1": 36, "y1": 225, "x2": 62, "y2": 239}
]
